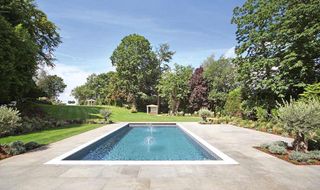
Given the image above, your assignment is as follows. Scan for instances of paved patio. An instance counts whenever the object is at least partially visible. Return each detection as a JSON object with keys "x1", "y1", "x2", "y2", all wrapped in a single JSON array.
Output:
[{"x1": 0, "y1": 122, "x2": 319, "y2": 190}]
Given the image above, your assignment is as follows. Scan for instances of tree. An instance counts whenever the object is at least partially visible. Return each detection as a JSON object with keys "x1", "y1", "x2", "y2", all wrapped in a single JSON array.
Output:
[
  {"x1": 155, "y1": 43, "x2": 175, "y2": 110},
  {"x1": 277, "y1": 98, "x2": 320, "y2": 152},
  {"x1": 156, "y1": 43, "x2": 175, "y2": 72},
  {"x1": 0, "y1": 0, "x2": 61, "y2": 103},
  {"x1": 188, "y1": 67, "x2": 210, "y2": 112},
  {"x1": 87, "y1": 72, "x2": 125, "y2": 105},
  {"x1": 0, "y1": 0, "x2": 61, "y2": 66},
  {"x1": 71, "y1": 72, "x2": 125, "y2": 106},
  {"x1": 103, "y1": 72, "x2": 126, "y2": 106},
  {"x1": 0, "y1": 16, "x2": 38, "y2": 103},
  {"x1": 110, "y1": 34, "x2": 160, "y2": 110},
  {"x1": 224, "y1": 88, "x2": 242, "y2": 117},
  {"x1": 37, "y1": 73, "x2": 66, "y2": 101},
  {"x1": 157, "y1": 64, "x2": 193, "y2": 114},
  {"x1": 71, "y1": 85, "x2": 89, "y2": 105},
  {"x1": 203, "y1": 55, "x2": 237, "y2": 113},
  {"x1": 232, "y1": 0, "x2": 320, "y2": 111}
]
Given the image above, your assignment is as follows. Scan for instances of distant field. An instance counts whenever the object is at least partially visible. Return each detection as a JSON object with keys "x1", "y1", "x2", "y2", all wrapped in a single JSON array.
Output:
[{"x1": 39, "y1": 104, "x2": 200, "y2": 122}]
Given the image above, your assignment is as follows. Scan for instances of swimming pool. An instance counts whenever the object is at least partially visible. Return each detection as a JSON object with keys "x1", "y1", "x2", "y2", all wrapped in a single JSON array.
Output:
[{"x1": 47, "y1": 123, "x2": 237, "y2": 165}]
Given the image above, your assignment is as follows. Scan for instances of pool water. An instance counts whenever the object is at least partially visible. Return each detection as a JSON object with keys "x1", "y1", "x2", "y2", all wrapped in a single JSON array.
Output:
[{"x1": 64, "y1": 125, "x2": 221, "y2": 161}]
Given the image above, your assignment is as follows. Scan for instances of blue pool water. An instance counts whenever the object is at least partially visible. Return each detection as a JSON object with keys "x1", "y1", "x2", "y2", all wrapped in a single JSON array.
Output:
[{"x1": 64, "y1": 125, "x2": 221, "y2": 160}]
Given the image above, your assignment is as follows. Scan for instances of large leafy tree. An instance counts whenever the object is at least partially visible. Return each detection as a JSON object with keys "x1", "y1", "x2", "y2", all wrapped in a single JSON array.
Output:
[
  {"x1": 0, "y1": 16, "x2": 38, "y2": 103},
  {"x1": 102, "y1": 72, "x2": 126, "y2": 106},
  {"x1": 155, "y1": 43, "x2": 175, "y2": 109},
  {"x1": 110, "y1": 34, "x2": 160, "y2": 110},
  {"x1": 37, "y1": 73, "x2": 66, "y2": 101},
  {"x1": 156, "y1": 43, "x2": 175, "y2": 72},
  {"x1": 1, "y1": 0, "x2": 61, "y2": 66},
  {"x1": 232, "y1": 0, "x2": 320, "y2": 111},
  {"x1": 71, "y1": 72, "x2": 125, "y2": 105},
  {"x1": 203, "y1": 55, "x2": 237, "y2": 113},
  {"x1": 188, "y1": 67, "x2": 210, "y2": 112},
  {"x1": 157, "y1": 64, "x2": 193, "y2": 114},
  {"x1": 71, "y1": 85, "x2": 90, "y2": 105},
  {"x1": 0, "y1": 0, "x2": 61, "y2": 103}
]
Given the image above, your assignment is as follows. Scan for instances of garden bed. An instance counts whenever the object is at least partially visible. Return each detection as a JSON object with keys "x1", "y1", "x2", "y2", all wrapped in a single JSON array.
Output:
[
  {"x1": 0, "y1": 147, "x2": 11, "y2": 160},
  {"x1": 254, "y1": 147, "x2": 320, "y2": 165}
]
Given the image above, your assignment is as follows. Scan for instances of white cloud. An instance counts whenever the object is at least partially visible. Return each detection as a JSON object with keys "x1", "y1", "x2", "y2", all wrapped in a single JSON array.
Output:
[
  {"x1": 44, "y1": 63, "x2": 91, "y2": 103},
  {"x1": 223, "y1": 46, "x2": 236, "y2": 58}
]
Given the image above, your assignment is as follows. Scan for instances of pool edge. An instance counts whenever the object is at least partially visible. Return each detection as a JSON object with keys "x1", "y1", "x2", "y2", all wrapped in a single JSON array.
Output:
[{"x1": 45, "y1": 122, "x2": 238, "y2": 165}]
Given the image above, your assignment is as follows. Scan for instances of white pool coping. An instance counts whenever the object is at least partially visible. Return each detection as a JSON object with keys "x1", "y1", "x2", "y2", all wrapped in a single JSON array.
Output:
[{"x1": 46, "y1": 123, "x2": 238, "y2": 165}]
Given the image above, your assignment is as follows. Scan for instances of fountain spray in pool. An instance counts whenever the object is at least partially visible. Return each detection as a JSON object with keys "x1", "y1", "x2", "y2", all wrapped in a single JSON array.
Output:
[
  {"x1": 144, "y1": 136, "x2": 155, "y2": 152},
  {"x1": 145, "y1": 124, "x2": 155, "y2": 152}
]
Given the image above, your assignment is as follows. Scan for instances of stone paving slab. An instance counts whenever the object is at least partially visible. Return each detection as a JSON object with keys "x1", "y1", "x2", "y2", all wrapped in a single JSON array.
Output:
[{"x1": 0, "y1": 122, "x2": 319, "y2": 190}]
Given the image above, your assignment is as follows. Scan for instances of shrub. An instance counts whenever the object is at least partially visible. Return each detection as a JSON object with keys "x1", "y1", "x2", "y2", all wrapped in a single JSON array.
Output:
[
  {"x1": 277, "y1": 98, "x2": 320, "y2": 152},
  {"x1": 25, "y1": 141, "x2": 41, "y2": 151},
  {"x1": 228, "y1": 117, "x2": 241, "y2": 125},
  {"x1": 308, "y1": 150, "x2": 320, "y2": 161},
  {"x1": 86, "y1": 118, "x2": 108, "y2": 124},
  {"x1": 224, "y1": 88, "x2": 242, "y2": 117},
  {"x1": 177, "y1": 111, "x2": 184, "y2": 116},
  {"x1": 130, "y1": 107, "x2": 137, "y2": 113},
  {"x1": 272, "y1": 123, "x2": 284, "y2": 134},
  {"x1": 308, "y1": 135, "x2": 320, "y2": 151},
  {"x1": 288, "y1": 151, "x2": 310, "y2": 162},
  {"x1": 207, "y1": 117, "x2": 219, "y2": 124},
  {"x1": 123, "y1": 104, "x2": 130, "y2": 109},
  {"x1": 5, "y1": 141, "x2": 26, "y2": 155},
  {"x1": 247, "y1": 120, "x2": 255, "y2": 128},
  {"x1": 240, "y1": 101, "x2": 257, "y2": 120},
  {"x1": 256, "y1": 106, "x2": 269, "y2": 122},
  {"x1": 300, "y1": 82, "x2": 320, "y2": 99},
  {"x1": 198, "y1": 108, "x2": 213, "y2": 122},
  {"x1": 239, "y1": 120, "x2": 249, "y2": 128},
  {"x1": 268, "y1": 144, "x2": 287, "y2": 155},
  {"x1": 18, "y1": 117, "x2": 55, "y2": 134},
  {"x1": 260, "y1": 143, "x2": 270, "y2": 149},
  {"x1": 99, "y1": 109, "x2": 112, "y2": 121},
  {"x1": 0, "y1": 106, "x2": 22, "y2": 137},
  {"x1": 272, "y1": 141, "x2": 288, "y2": 148}
]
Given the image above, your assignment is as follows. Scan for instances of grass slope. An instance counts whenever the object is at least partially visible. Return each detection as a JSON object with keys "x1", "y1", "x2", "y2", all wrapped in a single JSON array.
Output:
[
  {"x1": 0, "y1": 124, "x2": 101, "y2": 145},
  {"x1": 0, "y1": 105, "x2": 199, "y2": 145},
  {"x1": 39, "y1": 104, "x2": 200, "y2": 122}
]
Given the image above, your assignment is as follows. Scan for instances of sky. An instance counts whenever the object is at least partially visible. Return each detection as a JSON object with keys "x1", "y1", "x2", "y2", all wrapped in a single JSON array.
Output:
[{"x1": 36, "y1": 0, "x2": 245, "y2": 103}]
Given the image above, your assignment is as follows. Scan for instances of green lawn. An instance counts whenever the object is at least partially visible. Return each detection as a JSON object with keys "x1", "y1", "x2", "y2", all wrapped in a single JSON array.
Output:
[
  {"x1": 39, "y1": 104, "x2": 201, "y2": 122},
  {"x1": 0, "y1": 104, "x2": 200, "y2": 145},
  {"x1": 0, "y1": 124, "x2": 101, "y2": 145}
]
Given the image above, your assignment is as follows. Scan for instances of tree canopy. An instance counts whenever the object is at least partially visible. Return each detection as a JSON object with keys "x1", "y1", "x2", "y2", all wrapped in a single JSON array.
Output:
[
  {"x1": 157, "y1": 64, "x2": 193, "y2": 114},
  {"x1": 188, "y1": 67, "x2": 209, "y2": 112},
  {"x1": 0, "y1": 0, "x2": 61, "y2": 66},
  {"x1": 232, "y1": 0, "x2": 320, "y2": 111},
  {"x1": 110, "y1": 34, "x2": 160, "y2": 109},
  {"x1": 0, "y1": 0, "x2": 61, "y2": 103},
  {"x1": 37, "y1": 72, "x2": 66, "y2": 101},
  {"x1": 156, "y1": 43, "x2": 175, "y2": 72},
  {"x1": 203, "y1": 56, "x2": 237, "y2": 112}
]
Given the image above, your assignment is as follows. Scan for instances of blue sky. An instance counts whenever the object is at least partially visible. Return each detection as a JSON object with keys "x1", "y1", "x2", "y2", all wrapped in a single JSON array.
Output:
[{"x1": 36, "y1": 0, "x2": 244, "y2": 102}]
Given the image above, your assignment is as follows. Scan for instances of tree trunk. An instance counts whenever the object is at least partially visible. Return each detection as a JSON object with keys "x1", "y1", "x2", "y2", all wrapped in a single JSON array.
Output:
[
  {"x1": 292, "y1": 132, "x2": 308, "y2": 152},
  {"x1": 131, "y1": 96, "x2": 137, "y2": 111},
  {"x1": 157, "y1": 94, "x2": 160, "y2": 112},
  {"x1": 175, "y1": 100, "x2": 180, "y2": 114}
]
